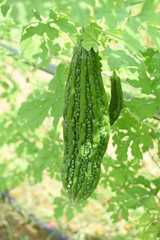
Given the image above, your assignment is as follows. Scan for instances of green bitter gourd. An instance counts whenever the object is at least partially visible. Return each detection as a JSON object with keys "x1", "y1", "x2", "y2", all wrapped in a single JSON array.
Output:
[
  {"x1": 109, "y1": 73, "x2": 123, "y2": 125},
  {"x1": 62, "y1": 44, "x2": 110, "y2": 205}
]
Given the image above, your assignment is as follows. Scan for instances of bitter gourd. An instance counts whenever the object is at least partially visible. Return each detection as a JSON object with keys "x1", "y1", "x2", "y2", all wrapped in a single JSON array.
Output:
[
  {"x1": 62, "y1": 44, "x2": 110, "y2": 205},
  {"x1": 109, "y1": 74, "x2": 123, "y2": 125}
]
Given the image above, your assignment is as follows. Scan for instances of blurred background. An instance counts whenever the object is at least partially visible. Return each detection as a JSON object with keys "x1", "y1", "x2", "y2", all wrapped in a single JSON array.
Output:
[{"x1": 0, "y1": 1, "x2": 160, "y2": 239}]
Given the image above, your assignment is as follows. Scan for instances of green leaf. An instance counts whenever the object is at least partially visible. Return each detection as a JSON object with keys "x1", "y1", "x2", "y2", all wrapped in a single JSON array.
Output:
[
  {"x1": 21, "y1": 35, "x2": 44, "y2": 62},
  {"x1": 21, "y1": 23, "x2": 57, "y2": 41},
  {"x1": 111, "y1": 211, "x2": 119, "y2": 223},
  {"x1": 48, "y1": 63, "x2": 66, "y2": 91},
  {"x1": 138, "y1": 223, "x2": 160, "y2": 240},
  {"x1": 140, "y1": 0, "x2": 157, "y2": 16},
  {"x1": 33, "y1": 9, "x2": 42, "y2": 21},
  {"x1": 94, "y1": 0, "x2": 128, "y2": 29},
  {"x1": 121, "y1": 207, "x2": 128, "y2": 220},
  {"x1": 125, "y1": 197, "x2": 137, "y2": 209},
  {"x1": 1, "y1": 3, "x2": 10, "y2": 17},
  {"x1": 143, "y1": 196, "x2": 160, "y2": 211},
  {"x1": 49, "y1": 63, "x2": 66, "y2": 128},
  {"x1": 127, "y1": 186, "x2": 149, "y2": 196},
  {"x1": 49, "y1": 9, "x2": 57, "y2": 19},
  {"x1": 141, "y1": 48, "x2": 158, "y2": 67},
  {"x1": 152, "y1": 177, "x2": 160, "y2": 189},
  {"x1": 109, "y1": 167, "x2": 126, "y2": 186},
  {"x1": 147, "y1": 52, "x2": 160, "y2": 81},
  {"x1": 126, "y1": 76, "x2": 152, "y2": 95},
  {"x1": 147, "y1": 25, "x2": 160, "y2": 52},
  {"x1": 18, "y1": 63, "x2": 66, "y2": 130},
  {"x1": 33, "y1": 40, "x2": 48, "y2": 63},
  {"x1": 53, "y1": 197, "x2": 65, "y2": 218},
  {"x1": 107, "y1": 203, "x2": 116, "y2": 212},
  {"x1": 131, "y1": 140, "x2": 143, "y2": 159},
  {"x1": 141, "y1": 131, "x2": 154, "y2": 152},
  {"x1": 139, "y1": 0, "x2": 160, "y2": 23},
  {"x1": 26, "y1": 129, "x2": 63, "y2": 182},
  {"x1": 65, "y1": 206, "x2": 74, "y2": 221},
  {"x1": 103, "y1": 47, "x2": 124, "y2": 70},
  {"x1": 133, "y1": 176, "x2": 151, "y2": 188},
  {"x1": 71, "y1": 1, "x2": 90, "y2": 26},
  {"x1": 48, "y1": 41, "x2": 61, "y2": 56},
  {"x1": 51, "y1": 99, "x2": 64, "y2": 129},
  {"x1": 123, "y1": 17, "x2": 144, "y2": 52},
  {"x1": 82, "y1": 22, "x2": 102, "y2": 51},
  {"x1": 20, "y1": 22, "x2": 58, "y2": 61},
  {"x1": 6, "y1": 0, "x2": 53, "y2": 24},
  {"x1": 18, "y1": 92, "x2": 55, "y2": 129},
  {"x1": 125, "y1": 97, "x2": 157, "y2": 120},
  {"x1": 137, "y1": 212, "x2": 155, "y2": 228},
  {"x1": 54, "y1": 18, "x2": 76, "y2": 34},
  {"x1": 103, "y1": 45, "x2": 147, "y2": 79}
]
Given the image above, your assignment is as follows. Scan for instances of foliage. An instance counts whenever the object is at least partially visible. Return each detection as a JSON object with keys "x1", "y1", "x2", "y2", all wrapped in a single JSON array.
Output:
[{"x1": 0, "y1": 0, "x2": 160, "y2": 239}]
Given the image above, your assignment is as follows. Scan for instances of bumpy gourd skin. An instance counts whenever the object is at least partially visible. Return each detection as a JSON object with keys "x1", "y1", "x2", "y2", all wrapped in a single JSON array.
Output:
[
  {"x1": 62, "y1": 44, "x2": 110, "y2": 205},
  {"x1": 109, "y1": 75, "x2": 123, "y2": 126}
]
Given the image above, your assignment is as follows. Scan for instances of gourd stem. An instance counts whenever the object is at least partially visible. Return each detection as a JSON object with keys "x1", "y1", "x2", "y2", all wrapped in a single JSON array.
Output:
[{"x1": 113, "y1": 71, "x2": 116, "y2": 77}]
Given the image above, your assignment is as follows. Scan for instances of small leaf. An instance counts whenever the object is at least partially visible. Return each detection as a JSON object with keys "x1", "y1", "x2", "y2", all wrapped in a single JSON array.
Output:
[
  {"x1": 49, "y1": 9, "x2": 57, "y2": 19},
  {"x1": 82, "y1": 22, "x2": 102, "y2": 51},
  {"x1": 49, "y1": 63, "x2": 67, "y2": 128},
  {"x1": 1, "y1": 3, "x2": 10, "y2": 17},
  {"x1": 143, "y1": 196, "x2": 160, "y2": 211},
  {"x1": 65, "y1": 206, "x2": 74, "y2": 221},
  {"x1": 147, "y1": 25, "x2": 160, "y2": 52},
  {"x1": 125, "y1": 97, "x2": 157, "y2": 120},
  {"x1": 121, "y1": 207, "x2": 128, "y2": 220},
  {"x1": 33, "y1": 9, "x2": 42, "y2": 21},
  {"x1": 137, "y1": 212, "x2": 154, "y2": 229},
  {"x1": 94, "y1": 0, "x2": 127, "y2": 29},
  {"x1": 138, "y1": 223, "x2": 160, "y2": 240},
  {"x1": 123, "y1": 17, "x2": 144, "y2": 52},
  {"x1": 127, "y1": 186, "x2": 149, "y2": 196},
  {"x1": 111, "y1": 211, "x2": 119, "y2": 223},
  {"x1": 71, "y1": 1, "x2": 90, "y2": 27},
  {"x1": 18, "y1": 92, "x2": 55, "y2": 129},
  {"x1": 54, "y1": 18, "x2": 76, "y2": 34},
  {"x1": 53, "y1": 197, "x2": 65, "y2": 218},
  {"x1": 20, "y1": 22, "x2": 58, "y2": 62}
]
